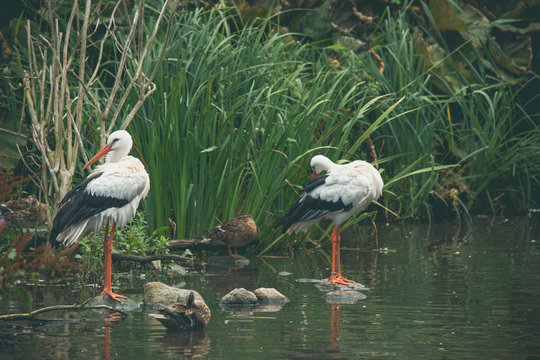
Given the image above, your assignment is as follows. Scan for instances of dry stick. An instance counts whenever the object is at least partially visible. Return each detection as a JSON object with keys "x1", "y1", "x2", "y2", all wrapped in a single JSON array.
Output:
[
  {"x1": 102, "y1": 0, "x2": 142, "y2": 135},
  {"x1": 117, "y1": 0, "x2": 171, "y2": 131},
  {"x1": 112, "y1": 253, "x2": 192, "y2": 263},
  {"x1": 0, "y1": 304, "x2": 129, "y2": 321}
]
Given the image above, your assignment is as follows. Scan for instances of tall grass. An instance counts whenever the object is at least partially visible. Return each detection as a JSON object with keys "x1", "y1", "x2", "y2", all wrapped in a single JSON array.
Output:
[
  {"x1": 341, "y1": 8, "x2": 540, "y2": 220},
  {"x1": 128, "y1": 6, "x2": 405, "y2": 249},
  {"x1": 126, "y1": 4, "x2": 539, "y2": 252}
]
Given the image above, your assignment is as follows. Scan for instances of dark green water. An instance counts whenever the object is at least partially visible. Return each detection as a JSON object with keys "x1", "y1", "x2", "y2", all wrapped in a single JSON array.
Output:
[{"x1": 2, "y1": 216, "x2": 540, "y2": 359}]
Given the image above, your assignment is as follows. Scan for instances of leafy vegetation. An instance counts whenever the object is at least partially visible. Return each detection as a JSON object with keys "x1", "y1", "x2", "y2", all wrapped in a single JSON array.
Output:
[
  {"x1": 76, "y1": 211, "x2": 170, "y2": 276},
  {"x1": 0, "y1": 0, "x2": 538, "y2": 260}
]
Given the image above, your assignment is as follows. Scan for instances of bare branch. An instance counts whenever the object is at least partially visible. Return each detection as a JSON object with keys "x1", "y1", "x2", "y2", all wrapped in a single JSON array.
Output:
[{"x1": 0, "y1": 304, "x2": 130, "y2": 321}]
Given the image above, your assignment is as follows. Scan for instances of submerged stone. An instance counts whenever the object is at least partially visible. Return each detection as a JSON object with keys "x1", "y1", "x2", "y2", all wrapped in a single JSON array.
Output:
[
  {"x1": 324, "y1": 290, "x2": 367, "y2": 304},
  {"x1": 86, "y1": 294, "x2": 140, "y2": 312}
]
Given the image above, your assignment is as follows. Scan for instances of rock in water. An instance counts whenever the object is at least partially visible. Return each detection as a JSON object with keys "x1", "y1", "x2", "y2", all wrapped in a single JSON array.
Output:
[
  {"x1": 324, "y1": 290, "x2": 367, "y2": 304},
  {"x1": 143, "y1": 281, "x2": 204, "y2": 308},
  {"x1": 253, "y1": 288, "x2": 289, "y2": 304},
  {"x1": 219, "y1": 288, "x2": 258, "y2": 306}
]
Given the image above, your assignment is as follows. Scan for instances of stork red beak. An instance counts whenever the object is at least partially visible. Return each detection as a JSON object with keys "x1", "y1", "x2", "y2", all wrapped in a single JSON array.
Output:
[
  {"x1": 83, "y1": 144, "x2": 113, "y2": 170},
  {"x1": 312, "y1": 171, "x2": 318, "y2": 179}
]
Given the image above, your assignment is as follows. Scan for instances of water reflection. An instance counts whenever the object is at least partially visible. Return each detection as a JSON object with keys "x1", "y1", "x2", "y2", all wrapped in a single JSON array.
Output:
[
  {"x1": 2, "y1": 217, "x2": 539, "y2": 359},
  {"x1": 202, "y1": 263, "x2": 259, "y2": 297},
  {"x1": 329, "y1": 304, "x2": 340, "y2": 346},
  {"x1": 157, "y1": 330, "x2": 210, "y2": 359}
]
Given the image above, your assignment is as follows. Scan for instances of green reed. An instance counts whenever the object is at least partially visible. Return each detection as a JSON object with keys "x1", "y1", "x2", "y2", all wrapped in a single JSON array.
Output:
[
  {"x1": 344, "y1": 8, "x2": 540, "y2": 219},
  {"x1": 127, "y1": 6, "x2": 406, "y2": 249},
  {"x1": 125, "y1": 4, "x2": 539, "y2": 252}
]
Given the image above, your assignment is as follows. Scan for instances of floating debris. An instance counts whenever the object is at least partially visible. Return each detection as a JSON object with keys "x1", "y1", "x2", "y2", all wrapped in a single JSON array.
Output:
[
  {"x1": 206, "y1": 255, "x2": 250, "y2": 267},
  {"x1": 373, "y1": 247, "x2": 397, "y2": 253},
  {"x1": 295, "y1": 278, "x2": 321, "y2": 283}
]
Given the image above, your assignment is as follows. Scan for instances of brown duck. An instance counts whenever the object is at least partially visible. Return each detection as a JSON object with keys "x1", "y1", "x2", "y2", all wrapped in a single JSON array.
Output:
[
  {"x1": 0, "y1": 195, "x2": 47, "y2": 228},
  {"x1": 199, "y1": 213, "x2": 259, "y2": 257},
  {"x1": 150, "y1": 292, "x2": 211, "y2": 331}
]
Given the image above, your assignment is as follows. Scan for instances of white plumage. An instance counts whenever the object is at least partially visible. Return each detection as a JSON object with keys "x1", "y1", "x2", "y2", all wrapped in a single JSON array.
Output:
[
  {"x1": 51, "y1": 130, "x2": 149, "y2": 247},
  {"x1": 50, "y1": 130, "x2": 149, "y2": 300},
  {"x1": 278, "y1": 154, "x2": 383, "y2": 285}
]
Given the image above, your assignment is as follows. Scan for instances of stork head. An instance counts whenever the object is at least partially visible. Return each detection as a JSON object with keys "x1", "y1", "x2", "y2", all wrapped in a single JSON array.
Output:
[
  {"x1": 310, "y1": 155, "x2": 334, "y2": 178},
  {"x1": 83, "y1": 130, "x2": 133, "y2": 169}
]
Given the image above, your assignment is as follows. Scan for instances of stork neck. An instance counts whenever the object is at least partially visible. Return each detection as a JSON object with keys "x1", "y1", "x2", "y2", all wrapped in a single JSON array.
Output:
[
  {"x1": 105, "y1": 150, "x2": 129, "y2": 163},
  {"x1": 105, "y1": 151, "x2": 125, "y2": 162}
]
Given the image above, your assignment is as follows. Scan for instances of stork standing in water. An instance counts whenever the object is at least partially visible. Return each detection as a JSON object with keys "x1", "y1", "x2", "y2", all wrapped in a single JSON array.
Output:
[
  {"x1": 277, "y1": 155, "x2": 383, "y2": 285},
  {"x1": 50, "y1": 130, "x2": 150, "y2": 301}
]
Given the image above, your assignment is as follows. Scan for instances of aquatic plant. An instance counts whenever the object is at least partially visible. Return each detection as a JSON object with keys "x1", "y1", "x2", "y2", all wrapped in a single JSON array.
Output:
[
  {"x1": 337, "y1": 8, "x2": 540, "y2": 220},
  {"x1": 128, "y1": 6, "x2": 409, "y2": 249}
]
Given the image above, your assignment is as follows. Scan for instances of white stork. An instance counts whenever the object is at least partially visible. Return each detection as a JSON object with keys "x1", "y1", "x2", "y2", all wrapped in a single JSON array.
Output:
[
  {"x1": 277, "y1": 155, "x2": 383, "y2": 285},
  {"x1": 50, "y1": 130, "x2": 150, "y2": 301}
]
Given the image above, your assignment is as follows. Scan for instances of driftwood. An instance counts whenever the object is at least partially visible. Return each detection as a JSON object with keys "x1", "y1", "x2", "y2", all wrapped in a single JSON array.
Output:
[
  {"x1": 0, "y1": 304, "x2": 129, "y2": 321},
  {"x1": 112, "y1": 253, "x2": 191, "y2": 263}
]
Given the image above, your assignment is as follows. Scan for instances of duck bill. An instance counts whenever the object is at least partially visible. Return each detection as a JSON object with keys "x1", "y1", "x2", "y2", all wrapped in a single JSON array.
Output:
[{"x1": 83, "y1": 144, "x2": 113, "y2": 170}]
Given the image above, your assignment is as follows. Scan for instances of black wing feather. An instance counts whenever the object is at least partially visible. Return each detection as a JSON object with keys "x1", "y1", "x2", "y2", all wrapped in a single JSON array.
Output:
[
  {"x1": 276, "y1": 175, "x2": 352, "y2": 233},
  {"x1": 49, "y1": 172, "x2": 129, "y2": 246}
]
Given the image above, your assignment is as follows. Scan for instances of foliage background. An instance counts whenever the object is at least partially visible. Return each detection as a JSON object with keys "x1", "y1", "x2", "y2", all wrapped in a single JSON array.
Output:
[{"x1": 0, "y1": 0, "x2": 538, "y2": 254}]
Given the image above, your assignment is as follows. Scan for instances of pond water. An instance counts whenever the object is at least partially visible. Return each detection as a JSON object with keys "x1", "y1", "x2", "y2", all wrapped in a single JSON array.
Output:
[{"x1": 1, "y1": 216, "x2": 540, "y2": 359}]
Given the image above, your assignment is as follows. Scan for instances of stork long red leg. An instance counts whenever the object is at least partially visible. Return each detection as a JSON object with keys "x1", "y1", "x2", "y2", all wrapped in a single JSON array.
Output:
[
  {"x1": 101, "y1": 221, "x2": 126, "y2": 301},
  {"x1": 330, "y1": 227, "x2": 337, "y2": 275},
  {"x1": 328, "y1": 226, "x2": 355, "y2": 285}
]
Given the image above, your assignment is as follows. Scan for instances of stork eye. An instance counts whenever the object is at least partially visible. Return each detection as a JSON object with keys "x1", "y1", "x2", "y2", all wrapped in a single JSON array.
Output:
[{"x1": 112, "y1": 138, "x2": 119, "y2": 143}]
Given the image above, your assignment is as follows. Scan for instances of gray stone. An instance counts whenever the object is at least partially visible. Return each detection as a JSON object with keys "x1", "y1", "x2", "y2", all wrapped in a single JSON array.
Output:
[
  {"x1": 143, "y1": 281, "x2": 204, "y2": 308},
  {"x1": 315, "y1": 279, "x2": 369, "y2": 292},
  {"x1": 253, "y1": 288, "x2": 289, "y2": 304},
  {"x1": 219, "y1": 288, "x2": 258, "y2": 306},
  {"x1": 324, "y1": 290, "x2": 367, "y2": 304},
  {"x1": 86, "y1": 294, "x2": 140, "y2": 313}
]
